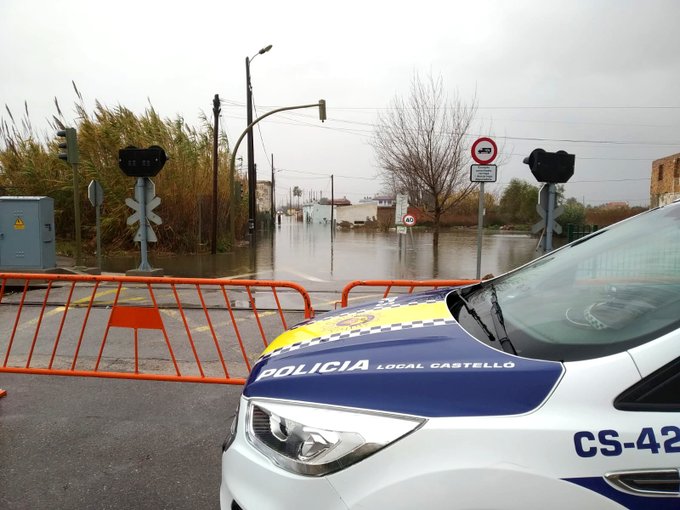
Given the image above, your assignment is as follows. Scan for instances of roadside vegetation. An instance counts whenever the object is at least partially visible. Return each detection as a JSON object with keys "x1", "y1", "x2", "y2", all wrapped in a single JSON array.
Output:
[
  {"x1": 409, "y1": 177, "x2": 646, "y2": 232},
  {"x1": 0, "y1": 86, "x2": 243, "y2": 254}
]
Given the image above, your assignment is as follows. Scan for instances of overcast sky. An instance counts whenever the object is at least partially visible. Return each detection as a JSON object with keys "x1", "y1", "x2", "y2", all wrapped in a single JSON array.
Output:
[{"x1": 2, "y1": 0, "x2": 680, "y2": 207}]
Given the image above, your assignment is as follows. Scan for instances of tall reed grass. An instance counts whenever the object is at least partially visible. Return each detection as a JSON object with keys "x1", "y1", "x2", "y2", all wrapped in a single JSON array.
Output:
[{"x1": 0, "y1": 88, "x2": 245, "y2": 253}]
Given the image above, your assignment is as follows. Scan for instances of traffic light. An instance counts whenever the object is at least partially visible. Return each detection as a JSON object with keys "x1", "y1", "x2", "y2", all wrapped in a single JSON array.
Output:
[
  {"x1": 523, "y1": 148, "x2": 574, "y2": 183},
  {"x1": 118, "y1": 145, "x2": 168, "y2": 177},
  {"x1": 318, "y1": 99, "x2": 327, "y2": 122},
  {"x1": 57, "y1": 128, "x2": 79, "y2": 165}
]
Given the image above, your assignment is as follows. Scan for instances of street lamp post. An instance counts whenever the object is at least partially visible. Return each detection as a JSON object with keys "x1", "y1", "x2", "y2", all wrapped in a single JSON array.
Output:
[
  {"x1": 229, "y1": 100, "x2": 327, "y2": 246},
  {"x1": 246, "y1": 44, "x2": 273, "y2": 239}
]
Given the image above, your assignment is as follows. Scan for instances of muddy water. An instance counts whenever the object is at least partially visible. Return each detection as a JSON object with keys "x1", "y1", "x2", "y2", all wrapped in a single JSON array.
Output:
[{"x1": 97, "y1": 216, "x2": 540, "y2": 286}]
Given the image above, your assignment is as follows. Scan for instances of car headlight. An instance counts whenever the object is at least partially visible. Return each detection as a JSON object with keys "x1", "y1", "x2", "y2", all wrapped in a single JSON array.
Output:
[{"x1": 245, "y1": 399, "x2": 425, "y2": 476}]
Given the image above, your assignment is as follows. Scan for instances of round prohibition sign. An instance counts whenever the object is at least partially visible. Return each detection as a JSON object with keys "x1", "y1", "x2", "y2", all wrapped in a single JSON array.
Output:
[
  {"x1": 402, "y1": 214, "x2": 417, "y2": 227},
  {"x1": 471, "y1": 137, "x2": 498, "y2": 165}
]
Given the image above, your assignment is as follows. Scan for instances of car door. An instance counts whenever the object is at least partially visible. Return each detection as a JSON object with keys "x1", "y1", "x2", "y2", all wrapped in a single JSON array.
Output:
[{"x1": 603, "y1": 332, "x2": 680, "y2": 503}]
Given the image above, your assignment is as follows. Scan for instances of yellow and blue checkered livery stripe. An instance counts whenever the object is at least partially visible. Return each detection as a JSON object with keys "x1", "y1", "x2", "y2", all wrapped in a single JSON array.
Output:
[{"x1": 259, "y1": 297, "x2": 453, "y2": 362}]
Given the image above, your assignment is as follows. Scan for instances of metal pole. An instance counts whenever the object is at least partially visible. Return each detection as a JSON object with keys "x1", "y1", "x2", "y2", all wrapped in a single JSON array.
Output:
[
  {"x1": 137, "y1": 177, "x2": 150, "y2": 271},
  {"x1": 72, "y1": 162, "x2": 82, "y2": 266},
  {"x1": 271, "y1": 154, "x2": 275, "y2": 224},
  {"x1": 95, "y1": 201, "x2": 102, "y2": 269},
  {"x1": 246, "y1": 57, "x2": 256, "y2": 237},
  {"x1": 228, "y1": 101, "x2": 326, "y2": 244},
  {"x1": 211, "y1": 94, "x2": 220, "y2": 254},
  {"x1": 330, "y1": 173, "x2": 334, "y2": 238},
  {"x1": 545, "y1": 183, "x2": 556, "y2": 252},
  {"x1": 475, "y1": 182, "x2": 485, "y2": 279}
]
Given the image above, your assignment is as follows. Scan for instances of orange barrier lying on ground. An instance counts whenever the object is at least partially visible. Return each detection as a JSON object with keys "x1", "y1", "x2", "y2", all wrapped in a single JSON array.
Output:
[
  {"x1": 339, "y1": 279, "x2": 479, "y2": 308},
  {"x1": 0, "y1": 273, "x2": 313, "y2": 385}
]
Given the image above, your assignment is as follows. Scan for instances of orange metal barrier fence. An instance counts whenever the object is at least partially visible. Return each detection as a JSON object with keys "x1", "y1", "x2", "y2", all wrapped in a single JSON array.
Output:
[
  {"x1": 0, "y1": 273, "x2": 313, "y2": 385},
  {"x1": 339, "y1": 279, "x2": 479, "y2": 308}
]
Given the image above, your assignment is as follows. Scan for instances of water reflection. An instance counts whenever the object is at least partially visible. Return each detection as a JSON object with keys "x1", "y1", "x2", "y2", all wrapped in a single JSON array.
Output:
[{"x1": 98, "y1": 216, "x2": 541, "y2": 283}]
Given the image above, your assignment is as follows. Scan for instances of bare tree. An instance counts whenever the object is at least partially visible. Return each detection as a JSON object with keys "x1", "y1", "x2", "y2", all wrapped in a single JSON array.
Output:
[{"x1": 372, "y1": 73, "x2": 477, "y2": 247}]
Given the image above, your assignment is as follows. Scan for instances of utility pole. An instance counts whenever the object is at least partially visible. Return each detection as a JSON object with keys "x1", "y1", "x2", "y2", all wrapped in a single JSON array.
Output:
[
  {"x1": 330, "y1": 173, "x2": 334, "y2": 238},
  {"x1": 211, "y1": 94, "x2": 220, "y2": 254},
  {"x1": 245, "y1": 45, "x2": 272, "y2": 239},
  {"x1": 271, "y1": 153, "x2": 275, "y2": 224},
  {"x1": 246, "y1": 57, "x2": 256, "y2": 237}
]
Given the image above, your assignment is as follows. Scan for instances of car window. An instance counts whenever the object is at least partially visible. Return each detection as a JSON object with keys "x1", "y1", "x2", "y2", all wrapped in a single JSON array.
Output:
[
  {"x1": 616, "y1": 357, "x2": 680, "y2": 411},
  {"x1": 453, "y1": 203, "x2": 680, "y2": 362}
]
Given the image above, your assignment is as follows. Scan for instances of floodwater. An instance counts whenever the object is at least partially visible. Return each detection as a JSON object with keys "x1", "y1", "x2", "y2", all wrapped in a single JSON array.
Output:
[{"x1": 99, "y1": 216, "x2": 542, "y2": 287}]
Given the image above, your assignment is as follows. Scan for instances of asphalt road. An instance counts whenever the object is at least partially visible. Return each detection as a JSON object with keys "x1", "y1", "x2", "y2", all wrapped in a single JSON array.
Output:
[
  {"x1": 0, "y1": 273, "x2": 409, "y2": 509},
  {"x1": 0, "y1": 373, "x2": 242, "y2": 509}
]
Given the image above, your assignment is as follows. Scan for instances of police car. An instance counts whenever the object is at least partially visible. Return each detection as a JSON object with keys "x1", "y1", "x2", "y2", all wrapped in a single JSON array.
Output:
[{"x1": 221, "y1": 201, "x2": 680, "y2": 510}]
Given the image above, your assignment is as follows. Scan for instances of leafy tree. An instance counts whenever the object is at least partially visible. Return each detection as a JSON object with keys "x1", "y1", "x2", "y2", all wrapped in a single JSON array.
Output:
[
  {"x1": 372, "y1": 73, "x2": 477, "y2": 247},
  {"x1": 293, "y1": 186, "x2": 302, "y2": 209},
  {"x1": 558, "y1": 197, "x2": 586, "y2": 227},
  {"x1": 499, "y1": 179, "x2": 539, "y2": 224}
]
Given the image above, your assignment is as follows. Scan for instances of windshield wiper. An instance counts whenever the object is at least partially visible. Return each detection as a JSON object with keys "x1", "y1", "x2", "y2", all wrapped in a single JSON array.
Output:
[
  {"x1": 455, "y1": 289, "x2": 497, "y2": 344},
  {"x1": 489, "y1": 284, "x2": 517, "y2": 355}
]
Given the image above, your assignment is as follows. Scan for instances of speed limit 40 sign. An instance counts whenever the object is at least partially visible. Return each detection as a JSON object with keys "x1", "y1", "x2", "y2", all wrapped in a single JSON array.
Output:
[{"x1": 402, "y1": 214, "x2": 416, "y2": 227}]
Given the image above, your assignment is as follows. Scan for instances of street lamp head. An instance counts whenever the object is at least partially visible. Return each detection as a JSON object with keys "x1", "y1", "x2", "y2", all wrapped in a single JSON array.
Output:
[{"x1": 259, "y1": 44, "x2": 273, "y2": 54}]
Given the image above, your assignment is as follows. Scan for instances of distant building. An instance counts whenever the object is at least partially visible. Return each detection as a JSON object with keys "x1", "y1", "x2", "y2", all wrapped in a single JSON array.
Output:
[
  {"x1": 336, "y1": 203, "x2": 378, "y2": 225},
  {"x1": 601, "y1": 202, "x2": 628, "y2": 209},
  {"x1": 331, "y1": 197, "x2": 352, "y2": 206},
  {"x1": 302, "y1": 202, "x2": 333, "y2": 224},
  {"x1": 256, "y1": 180, "x2": 272, "y2": 214},
  {"x1": 651, "y1": 153, "x2": 680, "y2": 207},
  {"x1": 358, "y1": 195, "x2": 395, "y2": 207},
  {"x1": 373, "y1": 195, "x2": 395, "y2": 207}
]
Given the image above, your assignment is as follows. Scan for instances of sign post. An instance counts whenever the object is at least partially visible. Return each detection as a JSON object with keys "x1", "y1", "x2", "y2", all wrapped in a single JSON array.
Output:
[
  {"x1": 87, "y1": 180, "x2": 104, "y2": 269},
  {"x1": 470, "y1": 137, "x2": 498, "y2": 279},
  {"x1": 532, "y1": 184, "x2": 564, "y2": 253},
  {"x1": 402, "y1": 213, "x2": 416, "y2": 247},
  {"x1": 395, "y1": 194, "x2": 409, "y2": 249}
]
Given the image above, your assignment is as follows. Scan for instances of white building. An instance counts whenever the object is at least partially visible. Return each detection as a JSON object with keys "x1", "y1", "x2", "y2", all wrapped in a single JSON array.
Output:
[
  {"x1": 336, "y1": 203, "x2": 378, "y2": 225},
  {"x1": 256, "y1": 181, "x2": 272, "y2": 214},
  {"x1": 302, "y1": 202, "x2": 333, "y2": 224}
]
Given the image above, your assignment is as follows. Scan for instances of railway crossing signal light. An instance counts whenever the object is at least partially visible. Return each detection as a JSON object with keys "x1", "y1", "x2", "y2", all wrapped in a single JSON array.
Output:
[
  {"x1": 523, "y1": 148, "x2": 574, "y2": 183},
  {"x1": 57, "y1": 128, "x2": 79, "y2": 165},
  {"x1": 118, "y1": 145, "x2": 168, "y2": 177}
]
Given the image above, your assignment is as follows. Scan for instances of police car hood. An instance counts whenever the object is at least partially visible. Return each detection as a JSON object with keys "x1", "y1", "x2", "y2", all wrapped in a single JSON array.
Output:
[{"x1": 244, "y1": 289, "x2": 564, "y2": 418}]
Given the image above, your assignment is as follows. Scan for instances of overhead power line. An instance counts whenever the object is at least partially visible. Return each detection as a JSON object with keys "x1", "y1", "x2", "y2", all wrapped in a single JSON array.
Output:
[{"x1": 219, "y1": 98, "x2": 680, "y2": 150}]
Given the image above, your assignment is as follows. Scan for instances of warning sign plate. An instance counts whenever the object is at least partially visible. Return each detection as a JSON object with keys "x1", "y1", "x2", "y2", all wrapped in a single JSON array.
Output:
[{"x1": 14, "y1": 217, "x2": 25, "y2": 230}]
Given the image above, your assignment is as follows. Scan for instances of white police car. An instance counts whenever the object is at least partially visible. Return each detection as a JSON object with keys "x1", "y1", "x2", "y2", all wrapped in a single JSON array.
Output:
[{"x1": 221, "y1": 201, "x2": 680, "y2": 509}]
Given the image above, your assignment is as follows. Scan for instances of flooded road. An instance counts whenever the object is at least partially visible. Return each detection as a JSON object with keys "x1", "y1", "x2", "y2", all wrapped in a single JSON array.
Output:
[{"x1": 99, "y1": 217, "x2": 541, "y2": 286}]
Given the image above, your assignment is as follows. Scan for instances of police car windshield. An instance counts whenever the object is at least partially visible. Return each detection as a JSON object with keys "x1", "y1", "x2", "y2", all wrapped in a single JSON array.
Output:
[{"x1": 454, "y1": 203, "x2": 680, "y2": 362}]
